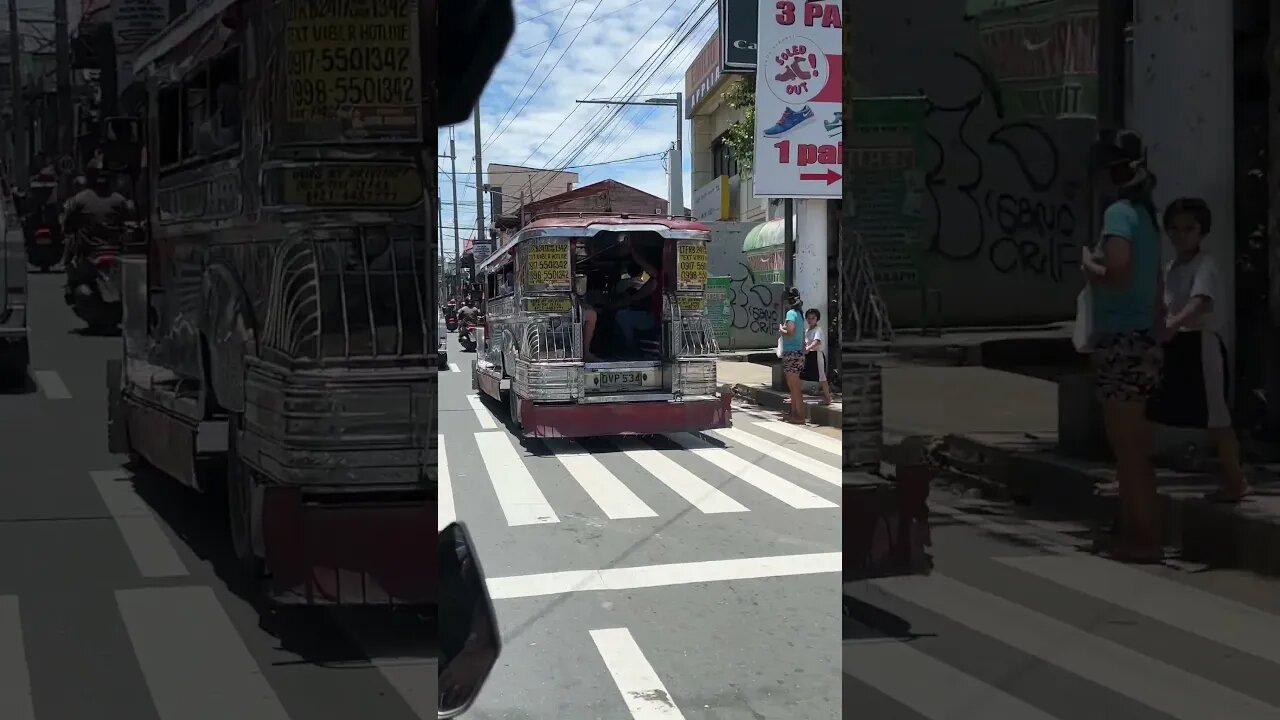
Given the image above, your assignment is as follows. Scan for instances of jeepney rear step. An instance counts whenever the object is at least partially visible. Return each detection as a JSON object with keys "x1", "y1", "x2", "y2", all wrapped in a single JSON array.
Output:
[{"x1": 261, "y1": 485, "x2": 434, "y2": 606}]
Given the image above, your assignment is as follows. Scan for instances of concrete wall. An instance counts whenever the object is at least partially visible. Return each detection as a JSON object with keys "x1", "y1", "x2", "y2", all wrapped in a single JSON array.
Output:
[
  {"x1": 706, "y1": 221, "x2": 783, "y2": 350},
  {"x1": 851, "y1": 0, "x2": 1095, "y2": 327},
  {"x1": 690, "y1": 76, "x2": 769, "y2": 224}
]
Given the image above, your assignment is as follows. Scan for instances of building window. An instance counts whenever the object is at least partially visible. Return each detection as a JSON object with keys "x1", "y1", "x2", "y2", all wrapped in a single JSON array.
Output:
[{"x1": 711, "y1": 136, "x2": 739, "y2": 179}]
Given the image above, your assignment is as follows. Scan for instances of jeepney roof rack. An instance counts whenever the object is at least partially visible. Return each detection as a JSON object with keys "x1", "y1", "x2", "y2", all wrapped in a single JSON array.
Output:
[{"x1": 526, "y1": 211, "x2": 696, "y2": 223}]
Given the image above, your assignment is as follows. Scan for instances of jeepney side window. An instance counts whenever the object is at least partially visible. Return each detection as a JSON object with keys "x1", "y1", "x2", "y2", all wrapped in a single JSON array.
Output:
[
  {"x1": 206, "y1": 50, "x2": 242, "y2": 151},
  {"x1": 181, "y1": 70, "x2": 209, "y2": 160},
  {"x1": 157, "y1": 86, "x2": 182, "y2": 168}
]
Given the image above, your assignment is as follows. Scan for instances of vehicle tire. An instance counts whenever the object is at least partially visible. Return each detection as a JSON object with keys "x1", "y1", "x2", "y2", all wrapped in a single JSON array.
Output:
[{"x1": 226, "y1": 413, "x2": 265, "y2": 578}]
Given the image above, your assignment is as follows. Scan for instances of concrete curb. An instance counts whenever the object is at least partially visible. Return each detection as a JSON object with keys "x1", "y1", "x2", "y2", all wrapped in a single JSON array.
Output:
[
  {"x1": 721, "y1": 382, "x2": 841, "y2": 428},
  {"x1": 936, "y1": 434, "x2": 1280, "y2": 576}
]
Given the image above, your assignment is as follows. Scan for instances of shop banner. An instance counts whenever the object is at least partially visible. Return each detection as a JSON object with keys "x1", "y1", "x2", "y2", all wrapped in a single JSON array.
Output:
[
  {"x1": 752, "y1": 0, "x2": 842, "y2": 199},
  {"x1": 719, "y1": 0, "x2": 758, "y2": 72},
  {"x1": 847, "y1": 97, "x2": 928, "y2": 290}
]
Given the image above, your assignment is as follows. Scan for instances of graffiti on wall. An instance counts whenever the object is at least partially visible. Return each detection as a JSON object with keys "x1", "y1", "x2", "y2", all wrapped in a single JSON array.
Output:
[{"x1": 918, "y1": 51, "x2": 1085, "y2": 284}]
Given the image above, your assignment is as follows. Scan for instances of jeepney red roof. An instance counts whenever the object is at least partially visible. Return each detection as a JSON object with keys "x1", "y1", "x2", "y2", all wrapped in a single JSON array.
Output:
[{"x1": 522, "y1": 216, "x2": 711, "y2": 232}]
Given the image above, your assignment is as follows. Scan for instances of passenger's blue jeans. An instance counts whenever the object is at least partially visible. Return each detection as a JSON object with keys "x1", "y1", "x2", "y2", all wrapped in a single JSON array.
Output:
[{"x1": 615, "y1": 309, "x2": 657, "y2": 355}]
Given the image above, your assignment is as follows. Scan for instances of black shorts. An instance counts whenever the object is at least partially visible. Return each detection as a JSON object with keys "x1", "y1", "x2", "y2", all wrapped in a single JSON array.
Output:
[{"x1": 1146, "y1": 331, "x2": 1231, "y2": 429}]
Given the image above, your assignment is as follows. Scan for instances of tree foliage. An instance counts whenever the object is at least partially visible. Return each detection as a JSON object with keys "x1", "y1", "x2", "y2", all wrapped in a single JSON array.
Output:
[{"x1": 722, "y1": 78, "x2": 755, "y2": 175}]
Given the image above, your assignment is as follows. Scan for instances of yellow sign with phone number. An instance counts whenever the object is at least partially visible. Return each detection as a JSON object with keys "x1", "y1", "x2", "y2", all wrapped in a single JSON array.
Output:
[
  {"x1": 525, "y1": 244, "x2": 570, "y2": 287},
  {"x1": 677, "y1": 244, "x2": 707, "y2": 288}
]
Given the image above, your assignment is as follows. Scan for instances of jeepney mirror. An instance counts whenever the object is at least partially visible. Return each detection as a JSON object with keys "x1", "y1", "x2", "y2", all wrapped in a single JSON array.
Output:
[{"x1": 438, "y1": 522, "x2": 501, "y2": 719}]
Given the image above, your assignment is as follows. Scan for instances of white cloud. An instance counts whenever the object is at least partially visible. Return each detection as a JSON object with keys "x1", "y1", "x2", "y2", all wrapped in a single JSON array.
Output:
[{"x1": 439, "y1": 0, "x2": 715, "y2": 250}]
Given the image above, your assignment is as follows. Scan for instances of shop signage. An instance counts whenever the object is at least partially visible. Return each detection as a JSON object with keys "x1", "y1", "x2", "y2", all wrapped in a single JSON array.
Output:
[
  {"x1": 719, "y1": 0, "x2": 758, "y2": 72},
  {"x1": 692, "y1": 175, "x2": 730, "y2": 222},
  {"x1": 684, "y1": 31, "x2": 722, "y2": 118},
  {"x1": 752, "y1": 0, "x2": 843, "y2": 198}
]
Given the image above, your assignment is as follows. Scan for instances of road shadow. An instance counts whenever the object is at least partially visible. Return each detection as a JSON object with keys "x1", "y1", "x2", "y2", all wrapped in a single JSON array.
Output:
[
  {"x1": 69, "y1": 326, "x2": 122, "y2": 338},
  {"x1": 842, "y1": 591, "x2": 934, "y2": 642},
  {"x1": 0, "y1": 367, "x2": 38, "y2": 395},
  {"x1": 118, "y1": 457, "x2": 435, "y2": 665}
]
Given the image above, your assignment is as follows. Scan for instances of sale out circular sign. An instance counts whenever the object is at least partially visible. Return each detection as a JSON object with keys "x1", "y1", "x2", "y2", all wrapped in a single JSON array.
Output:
[{"x1": 764, "y1": 37, "x2": 828, "y2": 105}]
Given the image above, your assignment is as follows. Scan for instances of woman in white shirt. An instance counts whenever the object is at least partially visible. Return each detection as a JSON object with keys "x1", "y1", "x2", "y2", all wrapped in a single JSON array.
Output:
[
  {"x1": 1146, "y1": 198, "x2": 1249, "y2": 502},
  {"x1": 803, "y1": 308, "x2": 833, "y2": 406}
]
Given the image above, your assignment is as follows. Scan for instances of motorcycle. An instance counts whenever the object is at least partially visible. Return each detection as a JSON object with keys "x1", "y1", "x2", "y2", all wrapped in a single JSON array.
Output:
[
  {"x1": 438, "y1": 522, "x2": 501, "y2": 718},
  {"x1": 66, "y1": 247, "x2": 123, "y2": 333},
  {"x1": 459, "y1": 320, "x2": 478, "y2": 352},
  {"x1": 445, "y1": 311, "x2": 459, "y2": 333},
  {"x1": 19, "y1": 199, "x2": 64, "y2": 273}
]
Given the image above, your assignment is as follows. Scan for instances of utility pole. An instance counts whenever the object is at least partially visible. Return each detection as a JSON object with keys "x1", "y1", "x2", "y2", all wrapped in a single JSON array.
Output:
[
  {"x1": 449, "y1": 134, "x2": 461, "y2": 300},
  {"x1": 473, "y1": 107, "x2": 485, "y2": 265},
  {"x1": 7, "y1": 0, "x2": 26, "y2": 184},
  {"x1": 576, "y1": 93, "x2": 683, "y2": 215},
  {"x1": 438, "y1": 193, "x2": 446, "y2": 294},
  {"x1": 54, "y1": 0, "x2": 72, "y2": 181}
]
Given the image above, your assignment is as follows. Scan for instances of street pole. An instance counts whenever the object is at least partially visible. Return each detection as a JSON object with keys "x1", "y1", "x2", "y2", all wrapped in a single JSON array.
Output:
[
  {"x1": 7, "y1": 0, "x2": 26, "y2": 184},
  {"x1": 783, "y1": 198, "x2": 794, "y2": 290},
  {"x1": 438, "y1": 193, "x2": 446, "y2": 297},
  {"x1": 473, "y1": 107, "x2": 485, "y2": 276},
  {"x1": 54, "y1": 0, "x2": 72, "y2": 181},
  {"x1": 576, "y1": 95, "x2": 682, "y2": 215},
  {"x1": 449, "y1": 135, "x2": 461, "y2": 300}
]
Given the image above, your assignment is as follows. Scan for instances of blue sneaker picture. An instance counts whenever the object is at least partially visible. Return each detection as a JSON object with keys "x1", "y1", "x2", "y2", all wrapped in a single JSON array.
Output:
[{"x1": 763, "y1": 105, "x2": 815, "y2": 137}]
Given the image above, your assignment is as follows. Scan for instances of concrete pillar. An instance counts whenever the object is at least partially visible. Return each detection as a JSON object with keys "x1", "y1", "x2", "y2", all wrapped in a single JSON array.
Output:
[
  {"x1": 1129, "y1": 0, "x2": 1236, "y2": 356},
  {"x1": 796, "y1": 198, "x2": 829, "y2": 346}
]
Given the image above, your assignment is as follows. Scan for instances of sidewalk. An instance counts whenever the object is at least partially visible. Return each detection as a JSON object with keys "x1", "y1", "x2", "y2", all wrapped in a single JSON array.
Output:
[
  {"x1": 887, "y1": 362, "x2": 1280, "y2": 576},
  {"x1": 718, "y1": 358, "x2": 841, "y2": 427}
]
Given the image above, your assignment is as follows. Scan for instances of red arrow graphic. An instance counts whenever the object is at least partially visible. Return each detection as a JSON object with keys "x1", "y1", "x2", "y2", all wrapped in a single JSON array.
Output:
[{"x1": 799, "y1": 168, "x2": 841, "y2": 185}]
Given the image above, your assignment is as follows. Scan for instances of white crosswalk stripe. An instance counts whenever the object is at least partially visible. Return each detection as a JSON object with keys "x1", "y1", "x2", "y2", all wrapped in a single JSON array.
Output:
[
  {"x1": 466, "y1": 394, "x2": 500, "y2": 430},
  {"x1": 846, "y1": 552, "x2": 1280, "y2": 719},
  {"x1": 454, "y1": 422, "x2": 840, "y2": 527},
  {"x1": 438, "y1": 434, "x2": 454, "y2": 530},
  {"x1": 591, "y1": 628, "x2": 687, "y2": 719},
  {"x1": 750, "y1": 420, "x2": 842, "y2": 456},
  {"x1": 0, "y1": 596, "x2": 35, "y2": 720}
]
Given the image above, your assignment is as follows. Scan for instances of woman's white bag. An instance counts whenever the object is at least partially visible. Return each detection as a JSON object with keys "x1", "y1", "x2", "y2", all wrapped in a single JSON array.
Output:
[{"x1": 1072, "y1": 286, "x2": 1095, "y2": 353}]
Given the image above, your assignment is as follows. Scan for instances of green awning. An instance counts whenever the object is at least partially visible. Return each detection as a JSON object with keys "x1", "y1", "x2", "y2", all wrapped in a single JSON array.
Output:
[{"x1": 742, "y1": 219, "x2": 785, "y2": 254}]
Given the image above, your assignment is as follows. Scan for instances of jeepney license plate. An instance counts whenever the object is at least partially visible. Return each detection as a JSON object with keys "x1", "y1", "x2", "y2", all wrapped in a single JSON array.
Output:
[{"x1": 593, "y1": 371, "x2": 649, "y2": 391}]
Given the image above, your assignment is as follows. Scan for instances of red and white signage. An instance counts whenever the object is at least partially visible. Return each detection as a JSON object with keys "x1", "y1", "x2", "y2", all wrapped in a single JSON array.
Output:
[{"x1": 752, "y1": 1, "x2": 842, "y2": 199}]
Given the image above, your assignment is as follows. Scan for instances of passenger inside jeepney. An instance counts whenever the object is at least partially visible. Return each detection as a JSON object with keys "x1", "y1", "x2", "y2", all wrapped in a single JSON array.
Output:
[{"x1": 577, "y1": 234, "x2": 665, "y2": 361}]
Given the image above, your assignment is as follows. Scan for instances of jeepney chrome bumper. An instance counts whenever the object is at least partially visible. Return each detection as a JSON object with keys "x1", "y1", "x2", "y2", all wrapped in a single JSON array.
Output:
[
  {"x1": 262, "y1": 486, "x2": 435, "y2": 606},
  {"x1": 513, "y1": 390, "x2": 732, "y2": 439}
]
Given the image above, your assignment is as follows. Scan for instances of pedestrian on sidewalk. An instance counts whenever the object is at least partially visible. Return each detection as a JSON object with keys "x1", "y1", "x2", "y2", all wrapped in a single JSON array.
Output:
[
  {"x1": 778, "y1": 287, "x2": 807, "y2": 424},
  {"x1": 803, "y1": 308, "x2": 834, "y2": 405},
  {"x1": 1146, "y1": 198, "x2": 1250, "y2": 502},
  {"x1": 1081, "y1": 129, "x2": 1165, "y2": 564}
]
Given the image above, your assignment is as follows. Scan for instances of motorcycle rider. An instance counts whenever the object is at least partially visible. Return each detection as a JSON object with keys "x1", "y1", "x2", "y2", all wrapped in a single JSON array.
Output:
[
  {"x1": 17, "y1": 160, "x2": 62, "y2": 250},
  {"x1": 61, "y1": 167, "x2": 133, "y2": 301}
]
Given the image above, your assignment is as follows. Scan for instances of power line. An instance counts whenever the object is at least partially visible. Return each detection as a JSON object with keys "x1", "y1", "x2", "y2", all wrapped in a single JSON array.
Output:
[
  {"x1": 483, "y1": 0, "x2": 608, "y2": 151},
  {"x1": 513, "y1": 0, "x2": 647, "y2": 54},
  {"x1": 482, "y1": 0, "x2": 582, "y2": 153},
  {"x1": 516, "y1": 0, "x2": 684, "y2": 166}
]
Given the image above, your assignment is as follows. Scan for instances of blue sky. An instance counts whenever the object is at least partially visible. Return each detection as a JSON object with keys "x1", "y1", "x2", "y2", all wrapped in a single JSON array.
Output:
[{"x1": 438, "y1": 0, "x2": 715, "y2": 257}]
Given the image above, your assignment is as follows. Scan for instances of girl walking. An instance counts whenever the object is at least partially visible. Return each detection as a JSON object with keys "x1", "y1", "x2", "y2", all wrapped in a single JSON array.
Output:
[
  {"x1": 1146, "y1": 198, "x2": 1250, "y2": 502},
  {"x1": 803, "y1": 308, "x2": 834, "y2": 405}
]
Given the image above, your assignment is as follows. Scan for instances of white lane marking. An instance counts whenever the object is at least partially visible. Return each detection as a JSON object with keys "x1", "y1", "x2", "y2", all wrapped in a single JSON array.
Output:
[
  {"x1": 549, "y1": 441, "x2": 658, "y2": 520},
  {"x1": 448, "y1": 363, "x2": 461, "y2": 373},
  {"x1": 438, "y1": 435, "x2": 454, "y2": 530},
  {"x1": 709, "y1": 426, "x2": 840, "y2": 487},
  {"x1": 871, "y1": 573, "x2": 1280, "y2": 720},
  {"x1": 666, "y1": 433, "x2": 836, "y2": 510},
  {"x1": 91, "y1": 470, "x2": 189, "y2": 578},
  {"x1": 487, "y1": 552, "x2": 840, "y2": 599},
  {"x1": 591, "y1": 628, "x2": 686, "y2": 719},
  {"x1": 611, "y1": 438, "x2": 748, "y2": 514},
  {"x1": 466, "y1": 394, "x2": 500, "y2": 430},
  {"x1": 0, "y1": 596, "x2": 35, "y2": 720},
  {"x1": 34, "y1": 370, "x2": 70, "y2": 400},
  {"x1": 116, "y1": 586, "x2": 291, "y2": 720},
  {"x1": 750, "y1": 420, "x2": 841, "y2": 457},
  {"x1": 843, "y1": 637, "x2": 1057, "y2": 720},
  {"x1": 1000, "y1": 554, "x2": 1280, "y2": 666},
  {"x1": 474, "y1": 432, "x2": 558, "y2": 526}
]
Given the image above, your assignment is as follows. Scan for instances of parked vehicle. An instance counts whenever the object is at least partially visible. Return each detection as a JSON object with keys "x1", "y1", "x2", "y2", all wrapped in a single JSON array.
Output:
[
  {"x1": 24, "y1": 210, "x2": 63, "y2": 272},
  {"x1": 0, "y1": 202, "x2": 29, "y2": 386},
  {"x1": 438, "y1": 311, "x2": 449, "y2": 370},
  {"x1": 472, "y1": 214, "x2": 730, "y2": 438},
  {"x1": 106, "y1": 0, "x2": 432, "y2": 607}
]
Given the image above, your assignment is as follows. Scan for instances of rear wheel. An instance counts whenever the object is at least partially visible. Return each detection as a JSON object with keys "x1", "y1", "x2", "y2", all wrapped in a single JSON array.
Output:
[{"x1": 226, "y1": 413, "x2": 265, "y2": 578}]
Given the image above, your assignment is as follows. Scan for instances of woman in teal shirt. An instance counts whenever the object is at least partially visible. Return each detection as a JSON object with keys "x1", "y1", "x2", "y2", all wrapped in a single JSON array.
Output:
[
  {"x1": 1082, "y1": 129, "x2": 1166, "y2": 563},
  {"x1": 779, "y1": 287, "x2": 807, "y2": 423}
]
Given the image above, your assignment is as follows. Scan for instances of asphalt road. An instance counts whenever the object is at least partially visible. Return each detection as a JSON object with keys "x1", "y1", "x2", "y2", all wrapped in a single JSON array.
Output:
[
  {"x1": 844, "y1": 487, "x2": 1280, "y2": 720},
  {"x1": 0, "y1": 261, "x2": 436, "y2": 719},
  {"x1": 439, "y1": 332, "x2": 843, "y2": 719}
]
